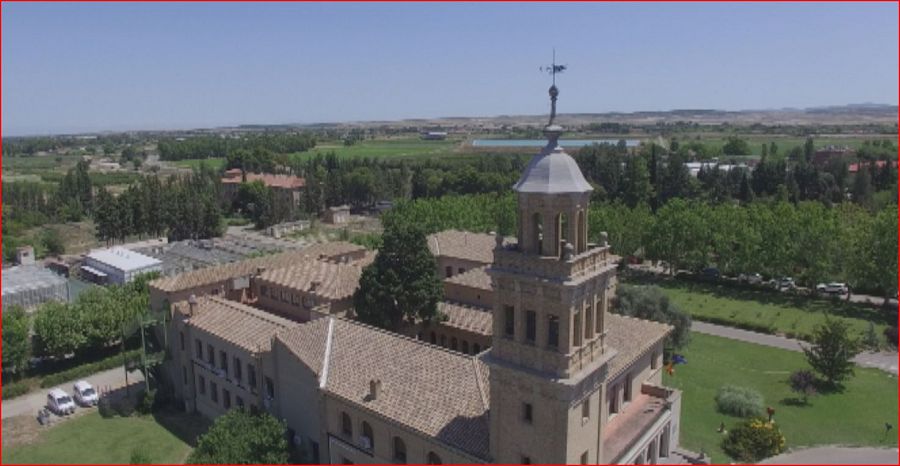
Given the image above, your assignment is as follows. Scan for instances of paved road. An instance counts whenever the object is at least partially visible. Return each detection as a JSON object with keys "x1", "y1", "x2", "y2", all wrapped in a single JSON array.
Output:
[
  {"x1": 692, "y1": 321, "x2": 898, "y2": 375},
  {"x1": 759, "y1": 446, "x2": 899, "y2": 464},
  {"x1": 1, "y1": 366, "x2": 144, "y2": 420}
]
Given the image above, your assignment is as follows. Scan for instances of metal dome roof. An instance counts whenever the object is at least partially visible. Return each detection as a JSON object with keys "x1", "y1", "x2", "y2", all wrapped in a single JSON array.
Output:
[{"x1": 513, "y1": 141, "x2": 593, "y2": 194}]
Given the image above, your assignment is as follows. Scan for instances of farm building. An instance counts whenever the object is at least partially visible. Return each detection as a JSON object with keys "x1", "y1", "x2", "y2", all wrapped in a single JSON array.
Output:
[
  {"x1": 2, "y1": 265, "x2": 69, "y2": 311},
  {"x1": 81, "y1": 247, "x2": 162, "y2": 285}
]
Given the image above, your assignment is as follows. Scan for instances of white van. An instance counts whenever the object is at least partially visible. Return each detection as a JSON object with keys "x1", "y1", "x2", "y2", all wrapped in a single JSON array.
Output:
[
  {"x1": 73, "y1": 380, "x2": 98, "y2": 406},
  {"x1": 47, "y1": 388, "x2": 76, "y2": 415}
]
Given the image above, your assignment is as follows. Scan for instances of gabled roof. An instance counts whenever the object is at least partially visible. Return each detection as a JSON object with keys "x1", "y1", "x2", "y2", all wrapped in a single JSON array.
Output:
[
  {"x1": 444, "y1": 265, "x2": 492, "y2": 291},
  {"x1": 438, "y1": 302, "x2": 493, "y2": 336},
  {"x1": 605, "y1": 313, "x2": 672, "y2": 380},
  {"x1": 277, "y1": 318, "x2": 491, "y2": 460},
  {"x1": 150, "y1": 249, "x2": 312, "y2": 293},
  {"x1": 175, "y1": 296, "x2": 299, "y2": 353},
  {"x1": 255, "y1": 260, "x2": 363, "y2": 300},
  {"x1": 427, "y1": 230, "x2": 497, "y2": 264}
]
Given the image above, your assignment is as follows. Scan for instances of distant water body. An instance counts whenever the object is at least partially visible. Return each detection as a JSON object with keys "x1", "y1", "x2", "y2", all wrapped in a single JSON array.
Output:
[{"x1": 471, "y1": 139, "x2": 641, "y2": 148}]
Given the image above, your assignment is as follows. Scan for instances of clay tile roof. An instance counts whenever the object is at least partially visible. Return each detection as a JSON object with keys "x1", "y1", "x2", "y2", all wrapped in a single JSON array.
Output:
[
  {"x1": 427, "y1": 230, "x2": 497, "y2": 264},
  {"x1": 605, "y1": 313, "x2": 672, "y2": 379},
  {"x1": 149, "y1": 250, "x2": 314, "y2": 293},
  {"x1": 176, "y1": 296, "x2": 299, "y2": 353},
  {"x1": 255, "y1": 260, "x2": 363, "y2": 300},
  {"x1": 298, "y1": 241, "x2": 367, "y2": 262},
  {"x1": 277, "y1": 318, "x2": 491, "y2": 460},
  {"x1": 439, "y1": 302, "x2": 493, "y2": 336},
  {"x1": 221, "y1": 172, "x2": 305, "y2": 189},
  {"x1": 444, "y1": 265, "x2": 492, "y2": 291}
]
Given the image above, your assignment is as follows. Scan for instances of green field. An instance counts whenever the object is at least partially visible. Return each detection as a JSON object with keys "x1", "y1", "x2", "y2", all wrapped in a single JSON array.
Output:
[
  {"x1": 290, "y1": 138, "x2": 465, "y2": 161},
  {"x1": 173, "y1": 157, "x2": 226, "y2": 170},
  {"x1": 627, "y1": 276, "x2": 892, "y2": 343},
  {"x1": 1, "y1": 409, "x2": 207, "y2": 464},
  {"x1": 664, "y1": 333, "x2": 898, "y2": 463}
]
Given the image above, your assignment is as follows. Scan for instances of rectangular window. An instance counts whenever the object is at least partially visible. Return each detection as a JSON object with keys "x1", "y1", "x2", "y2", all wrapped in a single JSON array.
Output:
[
  {"x1": 548, "y1": 315, "x2": 560, "y2": 348},
  {"x1": 651, "y1": 351, "x2": 658, "y2": 370},
  {"x1": 219, "y1": 350, "x2": 228, "y2": 375},
  {"x1": 234, "y1": 356, "x2": 243, "y2": 382},
  {"x1": 596, "y1": 296, "x2": 604, "y2": 333},
  {"x1": 582, "y1": 397, "x2": 590, "y2": 421},
  {"x1": 573, "y1": 311, "x2": 583, "y2": 347},
  {"x1": 195, "y1": 339, "x2": 203, "y2": 359},
  {"x1": 608, "y1": 385, "x2": 619, "y2": 416},
  {"x1": 624, "y1": 373, "x2": 633, "y2": 403},
  {"x1": 260, "y1": 285, "x2": 268, "y2": 297},
  {"x1": 265, "y1": 377, "x2": 275, "y2": 399},
  {"x1": 585, "y1": 303, "x2": 593, "y2": 340},
  {"x1": 248, "y1": 364, "x2": 257, "y2": 389},
  {"x1": 580, "y1": 451, "x2": 588, "y2": 465},
  {"x1": 223, "y1": 389, "x2": 231, "y2": 409},
  {"x1": 504, "y1": 305, "x2": 515, "y2": 337},
  {"x1": 445, "y1": 266, "x2": 453, "y2": 278},
  {"x1": 198, "y1": 375, "x2": 206, "y2": 395},
  {"x1": 236, "y1": 396, "x2": 244, "y2": 409},
  {"x1": 210, "y1": 382, "x2": 218, "y2": 403},
  {"x1": 458, "y1": 267, "x2": 465, "y2": 274},
  {"x1": 179, "y1": 331, "x2": 185, "y2": 350},
  {"x1": 182, "y1": 366, "x2": 188, "y2": 385},
  {"x1": 523, "y1": 403, "x2": 533, "y2": 424},
  {"x1": 207, "y1": 344, "x2": 214, "y2": 365},
  {"x1": 525, "y1": 310, "x2": 536, "y2": 343}
]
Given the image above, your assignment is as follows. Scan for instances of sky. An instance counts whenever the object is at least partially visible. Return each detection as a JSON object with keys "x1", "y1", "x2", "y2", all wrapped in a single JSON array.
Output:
[{"x1": 2, "y1": 2, "x2": 898, "y2": 136}]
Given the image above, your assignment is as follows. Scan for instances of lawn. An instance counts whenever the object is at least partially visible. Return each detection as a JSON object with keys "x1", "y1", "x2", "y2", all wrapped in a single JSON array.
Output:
[
  {"x1": 2, "y1": 409, "x2": 206, "y2": 464},
  {"x1": 289, "y1": 138, "x2": 463, "y2": 161},
  {"x1": 172, "y1": 157, "x2": 226, "y2": 170},
  {"x1": 626, "y1": 275, "x2": 892, "y2": 344},
  {"x1": 663, "y1": 333, "x2": 898, "y2": 463}
]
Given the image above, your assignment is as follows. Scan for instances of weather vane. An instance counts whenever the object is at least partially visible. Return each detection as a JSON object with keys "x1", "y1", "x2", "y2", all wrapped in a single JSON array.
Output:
[{"x1": 540, "y1": 49, "x2": 567, "y2": 127}]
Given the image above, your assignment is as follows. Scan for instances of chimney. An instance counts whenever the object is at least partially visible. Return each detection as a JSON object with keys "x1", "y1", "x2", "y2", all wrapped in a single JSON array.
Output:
[
  {"x1": 309, "y1": 281, "x2": 321, "y2": 292},
  {"x1": 187, "y1": 294, "x2": 198, "y2": 316},
  {"x1": 256, "y1": 267, "x2": 267, "y2": 275},
  {"x1": 368, "y1": 379, "x2": 381, "y2": 401}
]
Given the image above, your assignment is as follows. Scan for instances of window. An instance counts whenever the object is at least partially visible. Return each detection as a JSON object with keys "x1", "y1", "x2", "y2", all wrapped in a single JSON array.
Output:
[
  {"x1": 458, "y1": 267, "x2": 465, "y2": 274},
  {"x1": 265, "y1": 377, "x2": 275, "y2": 399},
  {"x1": 581, "y1": 397, "x2": 590, "y2": 421},
  {"x1": 198, "y1": 375, "x2": 206, "y2": 395},
  {"x1": 210, "y1": 382, "x2": 218, "y2": 403},
  {"x1": 236, "y1": 396, "x2": 244, "y2": 409},
  {"x1": 596, "y1": 296, "x2": 604, "y2": 333},
  {"x1": 182, "y1": 366, "x2": 188, "y2": 385},
  {"x1": 179, "y1": 331, "x2": 185, "y2": 350},
  {"x1": 580, "y1": 451, "x2": 589, "y2": 464},
  {"x1": 461, "y1": 340, "x2": 469, "y2": 354},
  {"x1": 504, "y1": 305, "x2": 515, "y2": 337},
  {"x1": 548, "y1": 315, "x2": 560, "y2": 348},
  {"x1": 473, "y1": 343, "x2": 481, "y2": 354},
  {"x1": 207, "y1": 344, "x2": 215, "y2": 365},
  {"x1": 393, "y1": 437, "x2": 407, "y2": 463},
  {"x1": 440, "y1": 335, "x2": 446, "y2": 347},
  {"x1": 573, "y1": 311, "x2": 583, "y2": 347},
  {"x1": 523, "y1": 403, "x2": 533, "y2": 424},
  {"x1": 361, "y1": 421, "x2": 374, "y2": 450},
  {"x1": 445, "y1": 266, "x2": 453, "y2": 278},
  {"x1": 624, "y1": 373, "x2": 633, "y2": 403},
  {"x1": 585, "y1": 303, "x2": 593, "y2": 340},
  {"x1": 450, "y1": 337, "x2": 458, "y2": 351},
  {"x1": 651, "y1": 351, "x2": 658, "y2": 370},
  {"x1": 223, "y1": 389, "x2": 231, "y2": 409},
  {"x1": 220, "y1": 350, "x2": 228, "y2": 375},
  {"x1": 522, "y1": 456, "x2": 531, "y2": 464},
  {"x1": 341, "y1": 412, "x2": 353, "y2": 437},
  {"x1": 430, "y1": 332, "x2": 436, "y2": 344},
  {"x1": 260, "y1": 285, "x2": 268, "y2": 297},
  {"x1": 525, "y1": 310, "x2": 536, "y2": 343},
  {"x1": 195, "y1": 339, "x2": 203, "y2": 359},
  {"x1": 234, "y1": 356, "x2": 243, "y2": 382},
  {"x1": 427, "y1": 452, "x2": 442, "y2": 465},
  {"x1": 247, "y1": 364, "x2": 257, "y2": 389},
  {"x1": 608, "y1": 385, "x2": 619, "y2": 416}
]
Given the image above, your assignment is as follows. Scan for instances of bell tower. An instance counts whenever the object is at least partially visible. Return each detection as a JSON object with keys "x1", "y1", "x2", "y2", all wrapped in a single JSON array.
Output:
[{"x1": 486, "y1": 69, "x2": 620, "y2": 464}]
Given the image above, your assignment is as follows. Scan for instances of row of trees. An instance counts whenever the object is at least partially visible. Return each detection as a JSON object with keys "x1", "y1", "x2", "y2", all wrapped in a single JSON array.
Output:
[
  {"x1": 157, "y1": 133, "x2": 316, "y2": 161},
  {"x1": 94, "y1": 167, "x2": 223, "y2": 243}
]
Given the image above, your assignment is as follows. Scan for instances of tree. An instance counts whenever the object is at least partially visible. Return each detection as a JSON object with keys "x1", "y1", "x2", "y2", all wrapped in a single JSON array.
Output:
[
  {"x1": 722, "y1": 418, "x2": 786, "y2": 462},
  {"x1": 235, "y1": 181, "x2": 275, "y2": 229},
  {"x1": 354, "y1": 223, "x2": 443, "y2": 331},
  {"x1": 646, "y1": 199, "x2": 709, "y2": 274},
  {"x1": 613, "y1": 284, "x2": 691, "y2": 349},
  {"x1": 621, "y1": 155, "x2": 653, "y2": 208},
  {"x1": 803, "y1": 318, "x2": 860, "y2": 387},
  {"x1": 2, "y1": 305, "x2": 31, "y2": 375},
  {"x1": 804, "y1": 137, "x2": 815, "y2": 163},
  {"x1": 788, "y1": 370, "x2": 817, "y2": 404},
  {"x1": 722, "y1": 137, "x2": 750, "y2": 155},
  {"x1": 33, "y1": 301, "x2": 86, "y2": 359},
  {"x1": 41, "y1": 228, "x2": 65, "y2": 256},
  {"x1": 738, "y1": 172, "x2": 755, "y2": 203},
  {"x1": 187, "y1": 410, "x2": 289, "y2": 464}
]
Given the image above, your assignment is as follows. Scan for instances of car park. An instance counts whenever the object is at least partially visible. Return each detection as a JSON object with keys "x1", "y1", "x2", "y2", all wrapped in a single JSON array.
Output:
[
  {"x1": 739, "y1": 273, "x2": 763, "y2": 285},
  {"x1": 701, "y1": 267, "x2": 721, "y2": 280},
  {"x1": 47, "y1": 388, "x2": 76, "y2": 415},
  {"x1": 816, "y1": 282, "x2": 848, "y2": 295},
  {"x1": 73, "y1": 380, "x2": 99, "y2": 406},
  {"x1": 773, "y1": 277, "x2": 796, "y2": 290}
]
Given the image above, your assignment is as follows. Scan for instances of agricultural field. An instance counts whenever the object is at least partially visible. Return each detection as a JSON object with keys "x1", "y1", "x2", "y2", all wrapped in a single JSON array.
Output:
[
  {"x1": 289, "y1": 137, "x2": 465, "y2": 161},
  {"x1": 664, "y1": 333, "x2": 898, "y2": 463}
]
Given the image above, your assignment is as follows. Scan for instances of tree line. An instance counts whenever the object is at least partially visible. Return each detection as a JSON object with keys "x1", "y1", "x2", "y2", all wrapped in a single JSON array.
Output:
[{"x1": 157, "y1": 133, "x2": 316, "y2": 161}]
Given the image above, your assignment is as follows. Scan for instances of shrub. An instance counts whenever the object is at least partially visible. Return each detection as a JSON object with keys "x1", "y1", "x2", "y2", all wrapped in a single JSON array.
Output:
[
  {"x1": 138, "y1": 389, "x2": 156, "y2": 415},
  {"x1": 722, "y1": 418, "x2": 786, "y2": 462},
  {"x1": 98, "y1": 396, "x2": 114, "y2": 418},
  {"x1": 40, "y1": 349, "x2": 141, "y2": 388},
  {"x1": 715, "y1": 385, "x2": 765, "y2": 418},
  {"x1": 788, "y1": 370, "x2": 817, "y2": 403},
  {"x1": 884, "y1": 326, "x2": 898, "y2": 347},
  {"x1": 2, "y1": 382, "x2": 30, "y2": 399}
]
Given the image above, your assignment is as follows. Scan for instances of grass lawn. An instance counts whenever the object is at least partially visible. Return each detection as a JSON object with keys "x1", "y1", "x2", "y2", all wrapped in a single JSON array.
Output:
[
  {"x1": 172, "y1": 157, "x2": 226, "y2": 170},
  {"x1": 2, "y1": 410, "x2": 206, "y2": 464},
  {"x1": 289, "y1": 138, "x2": 464, "y2": 161},
  {"x1": 626, "y1": 275, "x2": 892, "y2": 344},
  {"x1": 664, "y1": 333, "x2": 898, "y2": 463}
]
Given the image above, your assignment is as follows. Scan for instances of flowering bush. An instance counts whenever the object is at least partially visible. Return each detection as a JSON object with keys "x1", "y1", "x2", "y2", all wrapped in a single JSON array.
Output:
[{"x1": 722, "y1": 418, "x2": 786, "y2": 462}]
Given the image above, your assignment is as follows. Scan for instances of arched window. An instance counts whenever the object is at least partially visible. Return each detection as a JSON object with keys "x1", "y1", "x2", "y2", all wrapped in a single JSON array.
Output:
[
  {"x1": 461, "y1": 340, "x2": 469, "y2": 354},
  {"x1": 361, "y1": 421, "x2": 374, "y2": 450},
  {"x1": 427, "y1": 452, "x2": 442, "y2": 464},
  {"x1": 532, "y1": 212, "x2": 543, "y2": 255},
  {"x1": 393, "y1": 437, "x2": 407, "y2": 463},
  {"x1": 557, "y1": 212, "x2": 569, "y2": 258},
  {"x1": 577, "y1": 209, "x2": 587, "y2": 252},
  {"x1": 341, "y1": 412, "x2": 352, "y2": 437},
  {"x1": 473, "y1": 343, "x2": 481, "y2": 354},
  {"x1": 430, "y1": 332, "x2": 437, "y2": 344}
]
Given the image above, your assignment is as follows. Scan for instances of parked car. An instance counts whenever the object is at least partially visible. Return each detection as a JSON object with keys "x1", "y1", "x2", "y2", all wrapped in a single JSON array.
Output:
[
  {"x1": 739, "y1": 273, "x2": 763, "y2": 285},
  {"x1": 816, "y1": 282, "x2": 848, "y2": 295},
  {"x1": 701, "y1": 267, "x2": 721, "y2": 280},
  {"x1": 73, "y1": 380, "x2": 98, "y2": 406},
  {"x1": 773, "y1": 277, "x2": 796, "y2": 290},
  {"x1": 47, "y1": 388, "x2": 76, "y2": 415}
]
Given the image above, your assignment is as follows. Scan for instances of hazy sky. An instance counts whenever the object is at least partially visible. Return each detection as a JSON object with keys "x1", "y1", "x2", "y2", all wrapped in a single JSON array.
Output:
[{"x1": 2, "y1": 2, "x2": 897, "y2": 135}]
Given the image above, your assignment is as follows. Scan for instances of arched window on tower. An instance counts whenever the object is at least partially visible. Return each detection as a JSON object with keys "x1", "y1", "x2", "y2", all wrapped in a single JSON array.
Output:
[
  {"x1": 557, "y1": 212, "x2": 569, "y2": 258},
  {"x1": 577, "y1": 209, "x2": 586, "y2": 252},
  {"x1": 532, "y1": 212, "x2": 543, "y2": 255}
]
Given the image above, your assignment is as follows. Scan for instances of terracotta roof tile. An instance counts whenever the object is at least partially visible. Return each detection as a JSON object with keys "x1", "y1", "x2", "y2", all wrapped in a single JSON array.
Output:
[
  {"x1": 444, "y1": 265, "x2": 492, "y2": 291},
  {"x1": 439, "y1": 302, "x2": 493, "y2": 336},
  {"x1": 605, "y1": 313, "x2": 672, "y2": 379},
  {"x1": 221, "y1": 172, "x2": 305, "y2": 189},
  {"x1": 175, "y1": 296, "x2": 299, "y2": 353},
  {"x1": 298, "y1": 241, "x2": 367, "y2": 263},
  {"x1": 150, "y1": 250, "x2": 314, "y2": 293},
  {"x1": 427, "y1": 230, "x2": 497, "y2": 264},
  {"x1": 255, "y1": 260, "x2": 362, "y2": 300}
]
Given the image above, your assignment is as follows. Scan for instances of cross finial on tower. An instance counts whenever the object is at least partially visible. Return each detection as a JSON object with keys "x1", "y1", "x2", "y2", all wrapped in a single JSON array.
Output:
[{"x1": 540, "y1": 49, "x2": 566, "y2": 127}]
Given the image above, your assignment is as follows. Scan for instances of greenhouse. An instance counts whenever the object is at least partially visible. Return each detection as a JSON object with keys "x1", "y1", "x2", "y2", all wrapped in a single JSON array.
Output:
[{"x1": 2, "y1": 264, "x2": 69, "y2": 311}]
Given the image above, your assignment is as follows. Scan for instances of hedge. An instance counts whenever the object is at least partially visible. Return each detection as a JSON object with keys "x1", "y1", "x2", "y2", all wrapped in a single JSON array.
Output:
[
  {"x1": 40, "y1": 349, "x2": 142, "y2": 388},
  {"x1": 2, "y1": 382, "x2": 31, "y2": 399}
]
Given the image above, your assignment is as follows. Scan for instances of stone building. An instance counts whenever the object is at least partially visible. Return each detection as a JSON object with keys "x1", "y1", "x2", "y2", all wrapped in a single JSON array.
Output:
[
  {"x1": 427, "y1": 230, "x2": 497, "y2": 278},
  {"x1": 251, "y1": 259, "x2": 364, "y2": 321},
  {"x1": 220, "y1": 168, "x2": 306, "y2": 210},
  {"x1": 161, "y1": 84, "x2": 682, "y2": 464}
]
